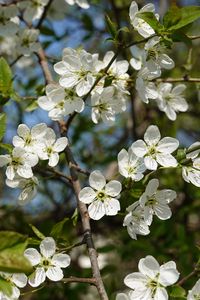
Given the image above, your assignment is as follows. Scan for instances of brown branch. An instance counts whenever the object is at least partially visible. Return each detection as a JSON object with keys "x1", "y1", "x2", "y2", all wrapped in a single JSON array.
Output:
[
  {"x1": 62, "y1": 145, "x2": 109, "y2": 300},
  {"x1": 62, "y1": 276, "x2": 96, "y2": 285},
  {"x1": 177, "y1": 267, "x2": 199, "y2": 286},
  {"x1": 36, "y1": 48, "x2": 54, "y2": 84}
]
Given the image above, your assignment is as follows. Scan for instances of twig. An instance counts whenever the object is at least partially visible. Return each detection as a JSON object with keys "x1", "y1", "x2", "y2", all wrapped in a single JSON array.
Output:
[
  {"x1": 36, "y1": 48, "x2": 54, "y2": 84},
  {"x1": 177, "y1": 267, "x2": 199, "y2": 286},
  {"x1": 156, "y1": 76, "x2": 200, "y2": 83},
  {"x1": 36, "y1": 0, "x2": 54, "y2": 29},
  {"x1": 62, "y1": 276, "x2": 96, "y2": 285}
]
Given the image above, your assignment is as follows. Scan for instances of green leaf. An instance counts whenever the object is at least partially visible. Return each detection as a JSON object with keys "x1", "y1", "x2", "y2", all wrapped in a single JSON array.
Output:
[
  {"x1": 105, "y1": 15, "x2": 118, "y2": 39},
  {"x1": 25, "y1": 100, "x2": 38, "y2": 112},
  {"x1": 71, "y1": 208, "x2": 79, "y2": 227},
  {"x1": 0, "y1": 143, "x2": 13, "y2": 153},
  {"x1": 29, "y1": 224, "x2": 45, "y2": 240},
  {"x1": 168, "y1": 6, "x2": 200, "y2": 31},
  {"x1": 170, "y1": 285, "x2": 186, "y2": 298},
  {"x1": 0, "y1": 231, "x2": 32, "y2": 273},
  {"x1": 171, "y1": 31, "x2": 192, "y2": 47},
  {"x1": 163, "y1": 5, "x2": 182, "y2": 29},
  {"x1": 0, "y1": 57, "x2": 13, "y2": 104},
  {"x1": 137, "y1": 12, "x2": 164, "y2": 34},
  {"x1": 0, "y1": 113, "x2": 6, "y2": 141},
  {"x1": 50, "y1": 218, "x2": 70, "y2": 240},
  {"x1": 0, "y1": 277, "x2": 12, "y2": 296}
]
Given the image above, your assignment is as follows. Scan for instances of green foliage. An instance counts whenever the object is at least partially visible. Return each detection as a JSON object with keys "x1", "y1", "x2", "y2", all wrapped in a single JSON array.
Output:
[
  {"x1": 137, "y1": 12, "x2": 164, "y2": 34},
  {"x1": 169, "y1": 285, "x2": 186, "y2": 299},
  {"x1": 29, "y1": 224, "x2": 46, "y2": 240},
  {"x1": 0, "y1": 113, "x2": 6, "y2": 141},
  {"x1": 50, "y1": 218, "x2": 70, "y2": 240},
  {"x1": 0, "y1": 277, "x2": 13, "y2": 297},
  {"x1": 0, "y1": 231, "x2": 32, "y2": 273},
  {"x1": 0, "y1": 58, "x2": 13, "y2": 105},
  {"x1": 105, "y1": 15, "x2": 118, "y2": 40}
]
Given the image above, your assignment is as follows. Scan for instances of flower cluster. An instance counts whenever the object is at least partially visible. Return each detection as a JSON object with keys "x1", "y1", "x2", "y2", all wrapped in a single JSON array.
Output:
[
  {"x1": 182, "y1": 142, "x2": 200, "y2": 187},
  {"x1": 129, "y1": 1, "x2": 188, "y2": 120},
  {"x1": 38, "y1": 48, "x2": 129, "y2": 124},
  {"x1": 0, "y1": 123, "x2": 68, "y2": 204},
  {"x1": 123, "y1": 179, "x2": 176, "y2": 239},
  {"x1": 0, "y1": 237, "x2": 71, "y2": 299}
]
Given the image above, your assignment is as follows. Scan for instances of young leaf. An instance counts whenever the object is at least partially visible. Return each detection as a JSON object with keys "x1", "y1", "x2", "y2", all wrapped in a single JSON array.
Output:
[
  {"x1": 105, "y1": 15, "x2": 118, "y2": 39},
  {"x1": 168, "y1": 6, "x2": 200, "y2": 31},
  {"x1": 0, "y1": 113, "x2": 6, "y2": 141},
  {"x1": 137, "y1": 12, "x2": 164, "y2": 34},
  {"x1": 50, "y1": 218, "x2": 70, "y2": 240},
  {"x1": 0, "y1": 57, "x2": 13, "y2": 104},
  {"x1": 170, "y1": 285, "x2": 186, "y2": 298},
  {"x1": 163, "y1": 5, "x2": 182, "y2": 29},
  {"x1": 0, "y1": 277, "x2": 12, "y2": 296},
  {"x1": 0, "y1": 231, "x2": 32, "y2": 273},
  {"x1": 29, "y1": 224, "x2": 45, "y2": 240}
]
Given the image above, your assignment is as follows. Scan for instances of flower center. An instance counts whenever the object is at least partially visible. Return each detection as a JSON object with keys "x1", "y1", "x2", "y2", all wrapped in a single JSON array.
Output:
[
  {"x1": 46, "y1": 147, "x2": 53, "y2": 156},
  {"x1": 97, "y1": 191, "x2": 106, "y2": 201},
  {"x1": 145, "y1": 196, "x2": 157, "y2": 206},
  {"x1": 25, "y1": 134, "x2": 33, "y2": 146},
  {"x1": 11, "y1": 156, "x2": 22, "y2": 167},
  {"x1": 147, "y1": 146, "x2": 157, "y2": 157}
]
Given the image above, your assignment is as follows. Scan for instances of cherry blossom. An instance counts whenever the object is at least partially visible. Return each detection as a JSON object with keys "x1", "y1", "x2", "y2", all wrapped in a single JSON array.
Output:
[
  {"x1": 16, "y1": 28, "x2": 40, "y2": 56},
  {"x1": 139, "y1": 179, "x2": 176, "y2": 225},
  {"x1": 18, "y1": 0, "x2": 49, "y2": 23},
  {"x1": 187, "y1": 279, "x2": 200, "y2": 300},
  {"x1": 0, "y1": 5, "x2": 19, "y2": 37},
  {"x1": 0, "y1": 272, "x2": 27, "y2": 300},
  {"x1": 65, "y1": 0, "x2": 89, "y2": 9},
  {"x1": 118, "y1": 148, "x2": 146, "y2": 181},
  {"x1": 124, "y1": 255, "x2": 180, "y2": 300},
  {"x1": 131, "y1": 125, "x2": 179, "y2": 170},
  {"x1": 129, "y1": 1, "x2": 158, "y2": 38},
  {"x1": 79, "y1": 170, "x2": 122, "y2": 220},
  {"x1": 24, "y1": 237, "x2": 71, "y2": 287},
  {"x1": 156, "y1": 83, "x2": 188, "y2": 121}
]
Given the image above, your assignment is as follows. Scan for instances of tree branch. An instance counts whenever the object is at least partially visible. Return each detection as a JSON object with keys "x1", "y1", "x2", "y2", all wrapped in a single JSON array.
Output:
[{"x1": 62, "y1": 276, "x2": 96, "y2": 285}]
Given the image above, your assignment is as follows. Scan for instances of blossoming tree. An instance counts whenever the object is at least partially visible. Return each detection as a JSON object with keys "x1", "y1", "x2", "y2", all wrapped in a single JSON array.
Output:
[{"x1": 0, "y1": 0, "x2": 200, "y2": 299}]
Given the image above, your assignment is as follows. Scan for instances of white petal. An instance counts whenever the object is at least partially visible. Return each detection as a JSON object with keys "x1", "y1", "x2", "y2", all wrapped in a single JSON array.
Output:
[
  {"x1": 104, "y1": 198, "x2": 120, "y2": 216},
  {"x1": 116, "y1": 293, "x2": 129, "y2": 300},
  {"x1": 88, "y1": 201, "x2": 105, "y2": 220},
  {"x1": 46, "y1": 266, "x2": 64, "y2": 281},
  {"x1": 159, "y1": 268, "x2": 180, "y2": 286},
  {"x1": 156, "y1": 153, "x2": 178, "y2": 167},
  {"x1": 144, "y1": 156, "x2": 158, "y2": 170},
  {"x1": 31, "y1": 123, "x2": 47, "y2": 138},
  {"x1": 105, "y1": 180, "x2": 122, "y2": 196},
  {"x1": 131, "y1": 140, "x2": 148, "y2": 157},
  {"x1": 52, "y1": 253, "x2": 71, "y2": 268},
  {"x1": 12, "y1": 273, "x2": 27, "y2": 288},
  {"x1": 53, "y1": 137, "x2": 68, "y2": 152},
  {"x1": 146, "y1": 179, "x2": 159, "y2": 196},
  {"x1": 156, "y1": 190, "x2": 176, "y2": 203},
  {"x1": 0, "y1": 155, "x2": 11, "y2": 167},
  {"x1": 154, "y1": 203, "x2": 172, "y2": 220},
  {"x1": 154, "y1": 287, "x2": 168, "y2": 300},
  {"x1": 24, "y1": 248, "x2": 41, "y2": 266},
  {"x1": 28, "y1": 267, "x2": 46, "y2": 287},
  {"x1": 139, "y1": 255, "x2": 160, "y2": 278},
  {"x1": 144, "y1": 125, "x2": 161, "y2": 146},
  {"x1": 17, "y1": 124, "x2": 30, "y2": 138},
  {"x1": 157, "y1": 137, "x2": 179, "y2": 153},
  {"x1": 124, "y1": 272, "x2": 146, "y2": 290},
  {"x1": 79, "y1": 187, "x2": 96, "y2": 204},
  {"x1": 48, "y1": 153, "x2": 59, "y2": 167},
  {"x1": 40, "y1": 237, "x2": 56, "y2": 258},
  {"x1": 89, "y1": 170, "x2": 106, "y2": 190},
  {"x1": 17, "y1": 165, "x2": 33, "y2": 179},
  {"x1": 6, "y1": 166, "x2": 15, "y2": 180}
]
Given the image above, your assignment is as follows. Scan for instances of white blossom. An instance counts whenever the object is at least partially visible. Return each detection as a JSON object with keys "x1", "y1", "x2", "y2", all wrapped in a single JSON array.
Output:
[
  {"x1": 124, "y1": 255, "x2": 180, "y2": 300},
  {"x1": 182, "y1": 158, "x2": 200, "y2": 187},
  {"x1": 79, "y1": 170, "x2": 122, "y2": 220},
  {"x1": 91, "y1": 86, "x2": 121, "y2": 124},
  {"x1": 18, "y1": 0, "x2": 49, "y2": 23},
  {"x1": 139, "y1": 179, "x2": 176, "y2": 225},
  {"x1": 13, "y1": 123, "x2": 47, "y2": 155},
  {"x1": 156, "y1": 83, "x2": 188, "y2": 121},
  {"x1": 54, "y1": 48, "x2": 99, "y2": 97},
  {"x1": 6, "y1": 175, "x2": 39, "y2": 204},
  {"x1": 187, "y1": 279, "x2": 200, "y2": 300},
  {"x1": 136, "y1": 63, "x2": 160, "y2": 104},
  {"x1": 116, "y1": 293, "x2": 131, "y2": 300},
  {"x1": 0, "y1": 147, "x2": 38, "y2": 180},
  {"x1": 0, "y1": 5, "x2": 19, "y2": 36},
  {"x1": 123, "y1": 201, "x2": 150, "y2": 240},
  {"x1": 16, "y1": 28, "x2": 40, "y2": 56},
  {"x1": 129, "y1": 1, "x2": 158, "y2": 38},
  {"x1": 0, "y1": 272, "x2": 27, "y2": 300},
  {"x1": 98, "y1": 51, "x2": 130, "y2": 93},
  {"x1": 24, "y1": 237, "x2": 71, "y2": 287},
  {"x1": 131, "y1": 125, "x2": 179, "y2": 170},
  {"x1": 118, "y1": 148, "x2": 146, "y2": 181},
  {"x1": 144, "y1": 37, "x2": 174, "y2": 70},
  {"x1": 65, "y1": 0, "x2": 89, "y2": 9},
  {"x1": 38, "y1": 84, "x2": 85, "y2": 121},
  {"x1": 37, "y1": 128, "x2": 68, "y2": 167}
]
